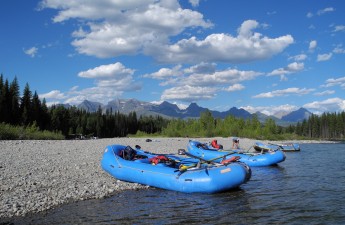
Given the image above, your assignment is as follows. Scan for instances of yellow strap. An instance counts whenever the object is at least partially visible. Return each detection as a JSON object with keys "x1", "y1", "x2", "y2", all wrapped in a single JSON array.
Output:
[{"x1": 179, "y1": 165, "x2": 190, "y2": 171}]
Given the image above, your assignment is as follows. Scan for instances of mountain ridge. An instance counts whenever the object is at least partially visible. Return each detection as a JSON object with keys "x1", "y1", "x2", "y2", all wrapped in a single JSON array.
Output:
[{"x1": 75, "y1": 98, "x2": 312, "y2": 125}]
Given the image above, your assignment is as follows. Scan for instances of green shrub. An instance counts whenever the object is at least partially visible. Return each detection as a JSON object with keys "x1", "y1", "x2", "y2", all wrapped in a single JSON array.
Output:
[{"x1": 0, "y1": 123, "x2": 64, "y2": 140}]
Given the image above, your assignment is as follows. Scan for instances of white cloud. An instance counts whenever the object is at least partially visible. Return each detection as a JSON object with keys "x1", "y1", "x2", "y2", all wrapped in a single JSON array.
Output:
[
  {"x1": 253, "y1": 87, "x2": 315, "y2": 98},
  {"x1": 237, "y1": 20, "x2": 258, "y2": 38},
  {"x1": 39, "y1": 85, "x2": 129, "y2": 106},
  {"x1": 317, "y1": 7, "x2": 335, "y2": 16},
  {"x1": 242, "y1": 104, "x2": 298, "y2": 116},
  {"x1": 39, "y1": 90, "x2": 66, "y2": 100},
  {"x1": 309, "y1": 40, "x2": 317, "y2": 51},
  {"x1": 306, "y1": 12, "x2": 313, "y2": 18},
  {"x1": 71, "y1": 27, "x2": 88, "y2": 38},
  {"x1": 145, "y1": 63, "x2": 262, "y2": 87},
  {"x1": 304, "y1": 98, "x2": 345, "y2": 112},
  {"x1": 144, "y1": 64, "x2": 262, "y2": 101},
  {"x1": 144, "y1": 62, "x2": 218, "y2": 85},
  {"x1": 268, "y1": 62, "x2": 304, "y2": 80},
  {"x1": 41, "y1": 2, "x2": 293, "y2": 64},
  {"x1": 24, "y1": 47, "x2": 38, "y2": 57},
  {"x1": 143, "y1": 65, "x2": 183, "y2": 79},
  {"x1": 161, "y1": 85, "x2": 217, "y2": 102},
  {"x1": 45, "y1": 101, "x2": 62, "y2": 107},
  {"x1": 183, "y1": 68, "x2": 263, "y2": 87},
  {"x1": 267, "y1": 11, "x2": 276, "y2": 16},
  {"x1": 96, "y1": 77, "x2": 139, "y2": 89},
  {"x1": 323, "y1": 76, "x2": 345, "y2": 88},
  {"x1": 40, "y1": 1, "x2": 156, "y2": 22},
  {"x1": 333, "y1": 45, "x2": 345, "y2": 54},
  {"x1": 41, "y1": 0, "x2": 213, "y2": 58},
  {"x1": 261, "y1": 23, "x2": 270, "y2": 29},
  {"x1": 289, "y1": 54, "x2": 307, "y2": 61},
  {"x1": 146, "y1": 20, "x2": 294, "y2": 63},
  {"x1": 64, "y1": 86, "x2": 125, "y2": 105},
  {"x1": 70, "y1": 86, "x2": 79, "y2": 92},
  {"x1": 317, "y1": 53, "x2": 332, "y2": 61},
  {"x1": 309, "y1": 24, "x2": 316, "y2": 29},
  {"x1": 286, "y1": 62, "x2": 304, "y2": 71},
  {"x1": 314, "y1": 90, "x2": 335, "y2": 96},
  {"x1": 189, "y1": 0, "x2": 200, "y2": 7},
  {"x1": 77, "y1": 62, "x2": 140, "y2": 91},
  {"x1": 333, "y1": 25, "x2": 345, "y2": 32},
  {"x1": 39, "y1": 62, "x2": 142, "y2": 105},
  {"x1": 225, "y1": 84, "x2": 245, "y2": 92},
  {"x1": 78, "y1": 62, "x2": 134, "y2": 79},
  {"x1": 184, "y1": 62, "x2": 216, "y2": 74}
]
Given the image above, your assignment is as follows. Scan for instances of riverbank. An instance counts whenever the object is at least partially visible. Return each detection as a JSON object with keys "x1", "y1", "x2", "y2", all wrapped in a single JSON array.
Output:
[{"x1": 0, "y1": 137, "x2": 335, "y2": 218}]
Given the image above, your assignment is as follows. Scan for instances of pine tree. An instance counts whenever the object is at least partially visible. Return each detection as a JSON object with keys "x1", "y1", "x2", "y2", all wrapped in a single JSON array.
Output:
[
  {"x1": 20, "y1": 83, "x2": 32, "y2": 126},
  {"x1": 96, "y1": 105, "x2": 104, "y2": 137},
  {"x1": 40, "y1": 98, "x2": 51, "y2": 130},
  {"x1": 0, "y1": 74, "x2": 3, "y2": 91},
  {"x1": 0, "y1": 75, "x2": 6, "y2": 123},
  {"x1": 0, "y1": 79, "x2": 11, "y2": 123},
  {"x1": 0, "y1": 75, "x2": 3, "y2": 122},
  {"x1": 50, "y1": 105, "x2": 70, "y2": 136},
  {"x1": 128, "y1": 111, "x2": 138, "y2": 134},
  {"x1": 9, "y1": 77, "x2": 20, "y2": 124},
  {"x1": 31, "y1": 91, "x2": 41, "y2": 127}
]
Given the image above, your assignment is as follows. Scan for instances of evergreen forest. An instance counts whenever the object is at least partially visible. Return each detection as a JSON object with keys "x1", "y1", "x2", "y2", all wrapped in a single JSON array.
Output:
[{"x1": 0, "y1": 75, "x2": 344, "y2": 140}]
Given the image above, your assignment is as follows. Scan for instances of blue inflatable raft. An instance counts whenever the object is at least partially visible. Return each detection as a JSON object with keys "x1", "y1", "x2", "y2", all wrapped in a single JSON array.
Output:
[
  {"x1": 101, "y1": 145, "x2": 251, "y2": 193},
  {"x1": 187, "y1": 140, "x2": 286, "y2": 167},
  {"x1": 254, "y1": 141, "x2": 300, "y2": 152}
]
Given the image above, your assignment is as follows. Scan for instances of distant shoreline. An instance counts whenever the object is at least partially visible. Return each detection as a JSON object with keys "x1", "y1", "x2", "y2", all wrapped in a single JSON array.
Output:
[{"x1": 0, "y1": 137, "x2": 338, "y2": 219}]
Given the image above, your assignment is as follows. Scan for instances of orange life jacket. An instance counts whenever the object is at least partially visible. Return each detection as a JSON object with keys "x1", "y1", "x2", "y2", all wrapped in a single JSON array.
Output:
[{"x1": 220, "y1": 156, "x2": 241, "y2": 165}]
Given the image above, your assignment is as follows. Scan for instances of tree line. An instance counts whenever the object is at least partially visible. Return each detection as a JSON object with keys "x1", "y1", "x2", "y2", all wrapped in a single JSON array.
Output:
[
  {"x1": 0, "y1": 75, "x2": 168, "y2": 139},
  {"x1": 161, "y1": 110, "x2": 296, "y2": 140},
  {"x1": 162, "y1": 110, "x2": 345, "y2": 140},
  {"x1": 294, "y1": 112, "x2": 345, "y2": 140},
  {"x1": 0, "y1": 74, "x2": 344, "y2": 140}
]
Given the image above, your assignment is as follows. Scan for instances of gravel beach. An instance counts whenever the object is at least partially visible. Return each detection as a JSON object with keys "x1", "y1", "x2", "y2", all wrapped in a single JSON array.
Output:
[{"x1": 0, "y1": 137, "x2": 327, "y2": 218}]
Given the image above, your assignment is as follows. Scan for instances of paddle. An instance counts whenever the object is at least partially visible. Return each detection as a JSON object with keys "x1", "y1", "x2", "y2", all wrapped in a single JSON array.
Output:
[
  {"x1": 178, "y1": 149, "x2": 236, "y2": 164},
  {"x1": 246, "y1": 146, "x2": 253, "y2": 152},
  {"x1": 174, "y1": 151, "x2": 202, "y2": 175},
  {"x1": 218, "y1": 145, "x2": 253, "y2": 153},
  {"x1": 178, "y1": 149, "x2": 215, "y2": 164},
  {"x1": 176, "y1": 149, "x2": 240, "y2": 177},
  {"x1": 217, "y1": 148, "x2": 235, "y2": 153}
]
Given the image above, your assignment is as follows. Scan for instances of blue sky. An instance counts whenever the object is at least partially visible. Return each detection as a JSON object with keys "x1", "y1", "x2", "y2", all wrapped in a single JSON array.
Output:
[{"x1": 1, "y1": 0, "x2": 344, "y2": 116}]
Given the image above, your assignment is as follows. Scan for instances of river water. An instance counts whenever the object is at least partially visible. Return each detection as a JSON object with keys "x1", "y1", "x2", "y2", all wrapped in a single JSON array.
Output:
[{"x1": 3, "y1": 143, "x2": 345, "y2": 224}]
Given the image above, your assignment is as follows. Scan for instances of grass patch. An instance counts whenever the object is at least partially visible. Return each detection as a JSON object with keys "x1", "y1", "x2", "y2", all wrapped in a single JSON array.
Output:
[{"x1": 0, "y1": 123, "x2": 64, "y2": 140}]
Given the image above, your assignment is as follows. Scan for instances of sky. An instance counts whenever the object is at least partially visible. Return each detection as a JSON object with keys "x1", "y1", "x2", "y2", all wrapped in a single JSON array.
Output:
[{"x1": 1, "y1": 0, "x2": 345, "y2": 116}]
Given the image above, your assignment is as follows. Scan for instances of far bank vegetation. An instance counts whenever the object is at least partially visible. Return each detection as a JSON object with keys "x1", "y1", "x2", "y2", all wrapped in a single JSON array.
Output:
[{"x1": 0, "y1": 75, "x2": 344, "y2": 140}]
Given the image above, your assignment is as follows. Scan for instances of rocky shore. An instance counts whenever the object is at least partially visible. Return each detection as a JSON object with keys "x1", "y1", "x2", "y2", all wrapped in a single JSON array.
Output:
[{"x1": 0, "y1": 137, "x2": 332, "y2": 219}]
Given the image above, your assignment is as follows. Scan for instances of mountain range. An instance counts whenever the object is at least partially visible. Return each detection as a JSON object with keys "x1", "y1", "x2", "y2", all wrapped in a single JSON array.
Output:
[{"x1": 73, "y1": 98, "x2": 312, "y2": 125}]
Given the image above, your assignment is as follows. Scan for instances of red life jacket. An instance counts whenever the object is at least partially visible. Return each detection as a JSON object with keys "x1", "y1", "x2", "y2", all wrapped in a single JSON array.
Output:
[
  {"x1": 149, "y1": 155, "x2": 169, "y2": 165},
  {"x1": 211, "y1": 140, "x2": 221, "y2": 149}
]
